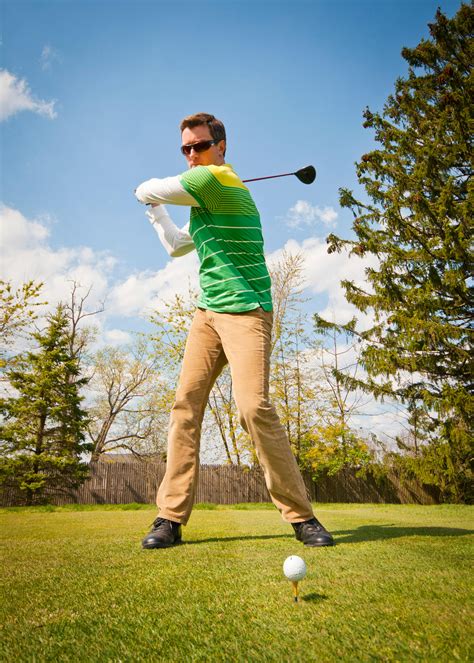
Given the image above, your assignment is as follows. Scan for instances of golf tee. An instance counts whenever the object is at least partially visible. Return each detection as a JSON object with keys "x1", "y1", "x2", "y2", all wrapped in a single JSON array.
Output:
[{"x1": 292, "y1": 580, "x2": 299, "y2": 602}]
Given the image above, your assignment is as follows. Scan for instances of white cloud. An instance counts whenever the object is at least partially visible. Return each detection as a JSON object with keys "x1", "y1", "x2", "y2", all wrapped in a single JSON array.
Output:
[
  {"x1": 1, "y1": 205, "x2": 50, "y2": 248},
  {"x1": 0, "y1": 69, "x2": 57, "y2": 121},
  {"x1": 285, "y1": 200, "x2": 338, "y2": 229},
  {"x1": 267, "y1": 237, "x2": 379, "y2": 329},
  {"x1": 108, "y1": 252, "x2": 200, "y2": 318},
  {"x1": 0, "y1": 203, "x2": 200, "y2": 331},
  {"x1": 0, "y1": 205, "x2": 114, "y2": 313},
  {"x1": 103, "y1": 329, "x2": 133, "y2": 346},
  {"x1": 40, "y1": 45, "x2": 60, "y2": 71}
]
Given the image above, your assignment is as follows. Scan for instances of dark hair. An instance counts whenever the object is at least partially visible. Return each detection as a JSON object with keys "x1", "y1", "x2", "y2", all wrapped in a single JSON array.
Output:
[{"x1": 180, "y1": 113, "x2": 226, "y2": 154}]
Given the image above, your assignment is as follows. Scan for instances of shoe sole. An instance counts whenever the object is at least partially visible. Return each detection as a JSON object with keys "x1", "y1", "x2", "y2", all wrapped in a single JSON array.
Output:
[{"x1": 142, "y1": 539, "x2": 183, "y2": 550}]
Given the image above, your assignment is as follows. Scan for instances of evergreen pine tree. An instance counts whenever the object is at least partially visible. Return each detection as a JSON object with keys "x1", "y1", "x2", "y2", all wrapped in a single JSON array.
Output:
[
  {"x1": 322, "y1": 4, "x2": 473, "y2": 501},
  {"x1": 0, "y1": 305, "x2": 90, "y2": 504}
]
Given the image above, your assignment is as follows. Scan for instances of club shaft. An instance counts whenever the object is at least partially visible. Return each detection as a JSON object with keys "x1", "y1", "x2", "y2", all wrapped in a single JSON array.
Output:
[{"x1": 242, "y1": 172, "x2": 294, "y2": 183}]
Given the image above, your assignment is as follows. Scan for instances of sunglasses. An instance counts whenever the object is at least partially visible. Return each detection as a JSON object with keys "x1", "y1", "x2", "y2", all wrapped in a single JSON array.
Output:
[{"x1": 180, "y1": 139, "x2": 220, "y2": 156}]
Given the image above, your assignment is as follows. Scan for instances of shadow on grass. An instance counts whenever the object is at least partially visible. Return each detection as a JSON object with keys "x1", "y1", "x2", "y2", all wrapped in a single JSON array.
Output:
[
  {"x1": 183, "y1": 534, "x2": 290, "y2": 545},
  {"x1": 181, "y1": 525, "x2": 473, "y2": 547},
  {"x1": 301, "y1": 592, "x2": 328, "y2": 603},
  {"x1": 332, "y1": 525, "x2": 474, "y2": 545}
]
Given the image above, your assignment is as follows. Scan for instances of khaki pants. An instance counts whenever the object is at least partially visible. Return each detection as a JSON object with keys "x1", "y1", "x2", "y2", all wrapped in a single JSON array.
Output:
[{"x1": 157, "y1": 307, "x2": 314, "y2": 525}]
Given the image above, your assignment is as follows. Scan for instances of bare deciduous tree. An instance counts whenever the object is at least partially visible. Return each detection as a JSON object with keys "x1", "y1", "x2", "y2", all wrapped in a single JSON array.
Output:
[
  {"x1": 63, "y1": 281, "x2": 104, "y2": 363},
  {"x1": 270, "y1": 251, "x2": 328, "y2": 463},
  {"x1": 87, "y1": 338, "x2": 169, "y2": 461}
]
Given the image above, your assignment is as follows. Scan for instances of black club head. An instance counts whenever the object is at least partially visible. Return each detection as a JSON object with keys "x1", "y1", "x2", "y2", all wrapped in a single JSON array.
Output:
[{"x1": 295, "y1": 165, "x2": 316, "y2": 184}]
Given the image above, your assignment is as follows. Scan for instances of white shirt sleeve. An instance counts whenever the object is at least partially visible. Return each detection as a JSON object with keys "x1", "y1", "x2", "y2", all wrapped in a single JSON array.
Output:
[
  {"x1": 135, "y1": 175, "x2": 199, "y2": 206},
  {"x1": 145, "y1": 205, "x2": 195, "y2": 258}
]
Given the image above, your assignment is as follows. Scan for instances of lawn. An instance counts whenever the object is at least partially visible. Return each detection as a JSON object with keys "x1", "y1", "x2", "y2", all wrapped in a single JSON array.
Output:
[{"x1": 1, "y1": 503, "x2": 473, "y2": 662}]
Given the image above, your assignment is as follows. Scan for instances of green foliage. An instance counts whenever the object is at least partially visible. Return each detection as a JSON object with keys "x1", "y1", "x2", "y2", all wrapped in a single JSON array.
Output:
[
  {"x1": 388, "y1": 435, "x2": 473, "y2": 504},
  {"x1": 0, "y1": 279, "x2": 45, "y2": 370},
  {"x1": 325, "y1": 5, "x2": 473, "y2": 502},
  {"x1": 0, "y1": 305, "x2": 90, "y2": 503},
  {"x1": 300, "y1": 422, "x2": 373, "y2": 480},
  {"x1": 148, "y1": 290, "x2": 198, "y2": 375}
]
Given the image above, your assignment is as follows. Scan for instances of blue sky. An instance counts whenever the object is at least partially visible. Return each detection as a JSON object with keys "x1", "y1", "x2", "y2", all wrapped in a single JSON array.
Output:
[{"x1": 2, "y1": 0, "x2": 462, "y2": 343}]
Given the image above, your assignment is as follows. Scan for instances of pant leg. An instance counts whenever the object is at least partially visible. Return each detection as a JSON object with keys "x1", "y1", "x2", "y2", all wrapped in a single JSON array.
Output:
[
  {"x1": 157, "y1": 308, "x2": 227, "y2": 524},
  {"x1": 214, "y1": 308, "x2": 314, "y2": 523}
]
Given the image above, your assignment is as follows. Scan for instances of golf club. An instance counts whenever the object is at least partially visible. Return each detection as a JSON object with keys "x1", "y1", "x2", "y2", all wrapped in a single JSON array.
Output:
[{"x1": 243, "y1": 165, "x2": 316, "y2": 185}]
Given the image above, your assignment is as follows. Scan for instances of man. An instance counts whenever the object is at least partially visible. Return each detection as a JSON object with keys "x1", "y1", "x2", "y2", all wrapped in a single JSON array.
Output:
[{"x1": 135, "y1": 113, "x2": 334, "y2": 549}]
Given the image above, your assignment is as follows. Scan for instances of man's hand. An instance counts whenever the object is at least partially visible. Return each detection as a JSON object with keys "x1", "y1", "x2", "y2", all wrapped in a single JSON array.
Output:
[{"x1": 134, "y1": 187, "x2": 159, "y2": 208}]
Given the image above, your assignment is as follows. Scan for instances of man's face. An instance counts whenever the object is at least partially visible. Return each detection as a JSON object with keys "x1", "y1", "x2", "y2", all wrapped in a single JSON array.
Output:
[{"x1": 181, "y1": 124, "x2": 226, "y2": 168}]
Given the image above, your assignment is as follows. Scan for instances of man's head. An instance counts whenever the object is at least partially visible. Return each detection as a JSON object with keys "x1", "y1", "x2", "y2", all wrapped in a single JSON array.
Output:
[{"x1": 180, "y1": 113, "x2": 226, "y2": 168}]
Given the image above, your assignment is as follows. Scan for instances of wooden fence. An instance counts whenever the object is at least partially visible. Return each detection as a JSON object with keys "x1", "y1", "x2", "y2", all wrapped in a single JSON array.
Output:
[{"x1": 0, "y1": 460, "x2": 439, "y2": 506}]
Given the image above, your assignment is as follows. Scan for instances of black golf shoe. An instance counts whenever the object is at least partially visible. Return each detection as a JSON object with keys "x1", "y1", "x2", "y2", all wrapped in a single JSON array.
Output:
[
  {"x1": 292, "y1": 517, "x2": 334, "y2": 547},
  {"x1": 142, "y1": 517, "x2": 182, "y2": 549}
]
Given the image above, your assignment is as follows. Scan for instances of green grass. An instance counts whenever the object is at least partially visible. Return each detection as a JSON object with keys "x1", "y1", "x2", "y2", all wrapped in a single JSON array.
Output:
[{"x1": 1, "y1": 504, "x2": 473, "y2": 662}]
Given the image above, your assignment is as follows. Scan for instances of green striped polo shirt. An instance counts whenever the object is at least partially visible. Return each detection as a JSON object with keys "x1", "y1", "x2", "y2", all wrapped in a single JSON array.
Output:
[{"x1": 180, "y1": 163, "x2": 273, "y2": 313}]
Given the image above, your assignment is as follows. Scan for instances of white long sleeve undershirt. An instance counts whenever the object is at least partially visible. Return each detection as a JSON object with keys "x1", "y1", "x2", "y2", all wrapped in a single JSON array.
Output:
[
  {"x1": 135, "y1": 175, "x2": 198, "y2": 258},
  {"x1": 145, "y1": 206, "x2": 195, "y2": 257},
  {"x1": 135, "y1": 175, "x2": 198, "y2": 206}
]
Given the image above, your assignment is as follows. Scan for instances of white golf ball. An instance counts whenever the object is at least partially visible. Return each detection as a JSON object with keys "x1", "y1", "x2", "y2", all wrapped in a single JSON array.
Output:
[{"x1": 283, "y1": 555, "x2": 307, "y2": 581}]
